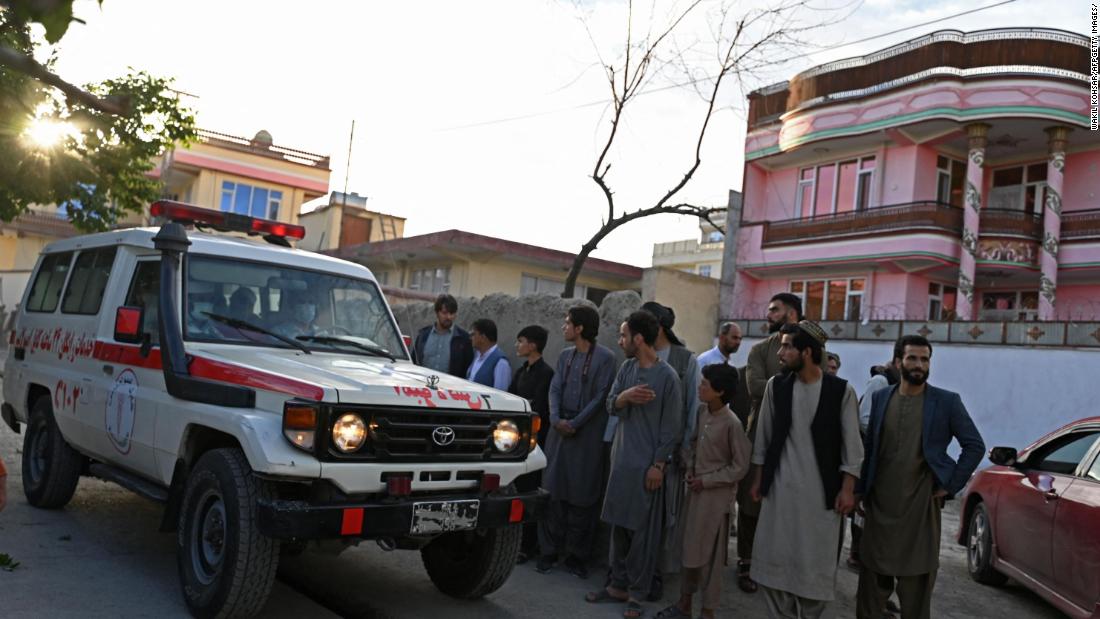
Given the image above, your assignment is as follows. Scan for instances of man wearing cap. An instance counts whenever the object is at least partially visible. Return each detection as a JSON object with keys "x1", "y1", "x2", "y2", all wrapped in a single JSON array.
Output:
[
  {"x1": 738, "y1": 292, "x2": 802, "y2": 593},
  {"x1": 748, "y1": 321, "x2": 862, "y2": 618},
  {"x1": 825, "y1": 351, "x2": 841, "y2": 376},
  {"x1": 637, "y1": 301, "x2": 701, "y2": 592}
]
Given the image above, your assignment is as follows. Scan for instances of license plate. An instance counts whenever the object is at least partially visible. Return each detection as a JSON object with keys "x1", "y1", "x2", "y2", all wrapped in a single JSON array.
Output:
[{"x1": 410, "y1": 500, "x2": 480, "y2": 534}]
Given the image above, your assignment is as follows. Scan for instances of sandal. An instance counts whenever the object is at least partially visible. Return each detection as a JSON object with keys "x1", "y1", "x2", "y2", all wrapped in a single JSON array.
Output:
[
  {"x1": 737, "y1": 561, "x2": 758, "y2": 594},
  {"x1": 654, "y1": 604, "x2": 690, "y2": 619},
  {"x1": 624, "y1": 600, "x2": 645, "y2": 619},
  {"x1": 586, "y1": 589, "x2": 628, "y2": 604}
]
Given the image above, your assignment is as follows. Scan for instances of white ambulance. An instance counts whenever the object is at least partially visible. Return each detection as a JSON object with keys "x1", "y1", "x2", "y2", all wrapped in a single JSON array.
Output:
[{"x1": 2, "y1": 201, "x2": 547, "y2": 618}]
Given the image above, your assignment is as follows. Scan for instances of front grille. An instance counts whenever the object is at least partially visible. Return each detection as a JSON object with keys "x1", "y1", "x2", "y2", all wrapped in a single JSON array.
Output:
[{"x1": 323, "y1": 406, "x2": 531, "y2": 462}]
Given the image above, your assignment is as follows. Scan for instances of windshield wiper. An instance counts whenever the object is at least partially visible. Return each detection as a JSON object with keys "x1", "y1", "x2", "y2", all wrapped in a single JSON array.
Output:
[
  {"x1": 296, "y1": 335, "x2": 395, "y2": 362},
  {"x1": 202, "y1": 312, "x2": 311, "y2": 355}
]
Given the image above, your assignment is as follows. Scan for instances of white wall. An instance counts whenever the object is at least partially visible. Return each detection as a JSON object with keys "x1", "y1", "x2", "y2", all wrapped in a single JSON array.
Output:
[{"x1": 731, "y1": 338, "x2": 1100, "y2": 460}]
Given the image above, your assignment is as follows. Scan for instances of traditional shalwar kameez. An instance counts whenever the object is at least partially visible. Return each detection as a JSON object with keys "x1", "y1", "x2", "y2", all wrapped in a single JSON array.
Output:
[
  {"x1": 750, "y1": 376, "x2": 862, "y2": 618},
  {"x1": 856, "y1": 391, "x2": 940, "y2": 619},
  {"x1": 603, "y1": 358, "x2": 682, "y2": 602},
  {"x1": 540, "y1": 343, "x2": 617, "y2": 563},
  {"x1": 678, "y1": 403, "x2": 752, "y2": 609}
]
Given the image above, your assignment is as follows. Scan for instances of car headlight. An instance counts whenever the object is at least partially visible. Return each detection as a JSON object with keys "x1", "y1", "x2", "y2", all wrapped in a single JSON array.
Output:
[
  {"x1": 332, "y1": 413, "x2": 367, "y2": 452},
  {"x1": 493, "y1": 419, "x2": 521, "y2": 453}
]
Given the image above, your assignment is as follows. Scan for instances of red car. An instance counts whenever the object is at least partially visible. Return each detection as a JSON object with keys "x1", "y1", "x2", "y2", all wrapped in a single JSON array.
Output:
[{"x1": 958, "y1": 417, "x2": 1100, "y2": 618}]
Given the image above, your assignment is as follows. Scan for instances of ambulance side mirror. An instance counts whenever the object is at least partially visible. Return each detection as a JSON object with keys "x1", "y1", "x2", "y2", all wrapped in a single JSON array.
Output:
[{"x1": 114, "y1": 305, "x2": 145, "y2": 344}]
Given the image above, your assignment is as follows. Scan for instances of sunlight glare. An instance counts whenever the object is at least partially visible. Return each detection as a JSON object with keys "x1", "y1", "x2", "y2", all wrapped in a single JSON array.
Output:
[{"x1": 24, "y1": 117, "x2": 76, "y2": 148}]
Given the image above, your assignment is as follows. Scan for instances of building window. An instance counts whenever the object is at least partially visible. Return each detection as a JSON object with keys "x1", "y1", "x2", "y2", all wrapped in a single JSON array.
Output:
[
  {"x1": 219, "y1": 181, "x2": 283, "y2": 220},
  {"x1": 376, "y1": 271, "x2": 389, "y2": 286},
  {"x1": 928, "y1": 282, "x2": 958, "y2": 320},
  {"x1": 935, "y1": 156, "x2": 966, "y2": 208},
  {"x1": 789, "y1": 277, "x2": 864, "y2": 321},
  {"x1": 980, "y1": 290, "x2": 1039, "y2": 321},
  {"x1": 698, "y1": 265, "x2": 712, "y2": 278},
  {"x1": 409, "y1": 267, "x2": 450, "y2": 294},
  {"x1": 796, "y1": 156, "x2": 876, "y2": 218},
  {"x1": 521, "y1": 273, "x2": 586, "y2": 298},
  {"x1": 989, "y1": 162, "x2": 1047, "y2": 213}
]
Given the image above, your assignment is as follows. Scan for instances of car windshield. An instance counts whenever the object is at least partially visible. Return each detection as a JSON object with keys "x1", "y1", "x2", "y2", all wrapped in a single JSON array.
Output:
[{"x1": 183, "y1": 255, "x2": 406, "y2": 359}]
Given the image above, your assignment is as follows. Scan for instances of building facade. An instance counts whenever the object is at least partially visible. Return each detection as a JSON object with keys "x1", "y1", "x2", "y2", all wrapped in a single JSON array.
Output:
[
  {"x1": 298, "y1": 191, "x2": 406, "y2": 253},
  {"x1": 728, "y1": 28, "x2": 1099, "y2": 343},
  {"x1": 652, "y1": 217, "x2": 725, "y2": 279},
  {"x1": 333, "y1": 229, "x2": 643, "y2": 306},
  {"x1": 157, "y1": 129, "x2": 330, "y2": 225},
  {"x1": 0, "y1": 128, "x2": 331, "y2": 314}
]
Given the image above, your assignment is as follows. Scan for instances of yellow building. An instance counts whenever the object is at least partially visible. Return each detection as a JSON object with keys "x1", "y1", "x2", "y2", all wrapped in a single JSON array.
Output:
[
  {"x1": 157, "y1": 129, "x2": 330, "y2": 225},
  {"x1": 651, "y1": 216, "x2": 725, "y2": 279},
  {"x1": 333, "y1": 230, "x2": 642, "y2": 306},
  {"x1": 0, "y1": 128, "x2": 331, "y2": 314},
  {"x1": 298, "y1": 191, "x2": 406, "y2": 253}
]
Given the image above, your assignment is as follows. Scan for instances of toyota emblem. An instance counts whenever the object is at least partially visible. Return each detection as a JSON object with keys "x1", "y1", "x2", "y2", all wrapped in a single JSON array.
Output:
[
  {"x1": 426, "y1": 374, "x2": 441, "y2": 389},
  {"x1": 432, "y1": 426, "x2": 456, "y2": 447}
]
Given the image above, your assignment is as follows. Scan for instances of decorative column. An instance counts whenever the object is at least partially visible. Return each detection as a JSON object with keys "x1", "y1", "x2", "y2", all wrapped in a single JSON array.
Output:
[
  {"x1": 1039, "y1": 126, "x2": 1070, "y2": 321},
  {"x1": 955, "y1": 123, "x2": 990, "y2": 321}
]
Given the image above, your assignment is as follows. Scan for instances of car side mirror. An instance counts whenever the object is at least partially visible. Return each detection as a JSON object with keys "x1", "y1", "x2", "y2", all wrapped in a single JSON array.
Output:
[
  {"x1": 989, "y1": 446, "x2": 1018, "y2": 467},
  {"x1": 114, "y1": 306, "x2": 145, "y2": 344}
]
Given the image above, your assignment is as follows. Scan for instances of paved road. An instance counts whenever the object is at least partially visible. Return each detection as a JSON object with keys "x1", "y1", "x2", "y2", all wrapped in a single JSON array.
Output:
[{"x1": 0, "y1": 370, "x2": 1065, "y2": 618}]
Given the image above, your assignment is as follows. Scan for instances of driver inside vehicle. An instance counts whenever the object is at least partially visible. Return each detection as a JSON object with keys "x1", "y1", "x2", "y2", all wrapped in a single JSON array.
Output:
[
  {"x1": 227, "y1": 286, "x2": 262, "y2": 324},
  {"x1": 273, "y1": 294, "x2": 317, "y2": 339}
]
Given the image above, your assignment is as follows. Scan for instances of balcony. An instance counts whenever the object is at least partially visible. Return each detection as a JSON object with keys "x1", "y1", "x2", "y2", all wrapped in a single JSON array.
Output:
[
  {"x1": 0, "y1": 209, "x2": 78, "y2": 239},
  {"x1": 761, "y1": 201, "x2": 962, "y2": 247},
  {"x1": 1063, "y1": 209, "x2": 1100, "y2": 241},
  {"x1": 747, "y1": 28, "x2": 1090, "y2": 128}
]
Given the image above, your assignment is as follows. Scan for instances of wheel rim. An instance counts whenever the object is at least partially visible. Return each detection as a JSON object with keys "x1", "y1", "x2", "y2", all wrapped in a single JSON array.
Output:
[
  {"x1": 190, "y1": 489, "x2": 228, "y2": 585},
  {"x1": 27, "y1": 419, "x2": 50, "y2": 485},
  {"x1": 968, "y1": 510, "x2": 986, "y2": 571}
]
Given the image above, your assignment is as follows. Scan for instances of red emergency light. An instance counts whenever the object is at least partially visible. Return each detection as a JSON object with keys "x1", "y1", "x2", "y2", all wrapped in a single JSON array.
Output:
[{"x1": 149, "y1": 200, "x2": 306, "y2": 241}]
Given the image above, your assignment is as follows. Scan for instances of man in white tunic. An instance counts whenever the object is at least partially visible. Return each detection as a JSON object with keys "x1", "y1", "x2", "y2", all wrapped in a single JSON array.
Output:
[{"x1": 749, "y1": 321, "x2": 863, "y2": 618}]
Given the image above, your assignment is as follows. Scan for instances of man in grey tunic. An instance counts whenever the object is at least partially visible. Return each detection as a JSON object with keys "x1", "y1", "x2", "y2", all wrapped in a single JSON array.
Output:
[
  {"x1": 639, "y1": 302, "x2": 702, "y2": 584},
  {"x1": 538, "y1": 305, "x2": 617, "y2": 578},
  {"x1": 749, "y1": 321, "x2": 862, "y2": 619},
  {"x1": 585, "y1": 311, "x2": 682, "y2": 619}
]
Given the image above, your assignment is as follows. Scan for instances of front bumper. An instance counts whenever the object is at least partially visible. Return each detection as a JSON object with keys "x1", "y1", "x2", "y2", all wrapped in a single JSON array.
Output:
[{"x1": 256, "y1": 488, "x2": 549, "y2": 540}]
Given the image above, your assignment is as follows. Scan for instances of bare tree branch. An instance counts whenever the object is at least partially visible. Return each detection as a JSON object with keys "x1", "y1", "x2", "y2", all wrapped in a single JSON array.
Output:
[
  {"x1": 0, "y1": 44, "x2": 130, "y2": 115},
  {"x1": 563, "y1": 0, "x2": 844, "y2": 298}
]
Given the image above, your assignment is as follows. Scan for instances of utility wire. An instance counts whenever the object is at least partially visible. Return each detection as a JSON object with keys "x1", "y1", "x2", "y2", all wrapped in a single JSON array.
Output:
[{"x1": 438, "y1": 0, "x2": 1018, "y2": 132}]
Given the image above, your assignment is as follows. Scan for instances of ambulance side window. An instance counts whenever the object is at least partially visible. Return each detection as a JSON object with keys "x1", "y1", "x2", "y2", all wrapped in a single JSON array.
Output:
[
  {"x1": 124, "y1": 261, "x2": 160, "y2": 345},
  {"x1": 26, "y1": 251, "x2": 74, "y2": 313},
  {"x1": 62, "y1": 247, "x2": 118, "y2": 315}
]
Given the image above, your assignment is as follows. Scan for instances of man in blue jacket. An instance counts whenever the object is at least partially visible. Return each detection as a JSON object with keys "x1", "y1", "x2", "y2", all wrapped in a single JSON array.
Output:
[
  {"x1": 466, "y1": 318, "x2": 512, "y2": 390},
  {"x1": 855, "y1": 334, "x2": 985, "y2": 619},
  {"x1": 412, "y1": 294, "x2": 474, "y2": 378}
]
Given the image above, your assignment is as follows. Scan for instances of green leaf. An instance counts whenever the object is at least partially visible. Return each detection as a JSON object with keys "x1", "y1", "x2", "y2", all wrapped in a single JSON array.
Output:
[{"x1": 0, "y1": 553, "x2": 20, "y2": 571}]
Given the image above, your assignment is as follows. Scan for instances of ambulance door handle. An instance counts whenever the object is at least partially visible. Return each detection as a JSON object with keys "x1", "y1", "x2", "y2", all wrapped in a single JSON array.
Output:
[{"x1": 102, "y1": 364, "x2": 114, "y2": 376}]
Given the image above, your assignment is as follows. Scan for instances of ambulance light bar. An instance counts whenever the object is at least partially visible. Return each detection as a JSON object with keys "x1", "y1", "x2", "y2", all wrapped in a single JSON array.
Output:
[{"x1": 149, "y1": 201, "x2": 306, "y2": 241}]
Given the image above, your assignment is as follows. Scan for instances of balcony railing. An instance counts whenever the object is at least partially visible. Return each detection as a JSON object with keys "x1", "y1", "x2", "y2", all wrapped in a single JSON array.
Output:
[
  {"x1": 1062, "y1": 209, "x2": 1100, "y2": 241},
  {"x1": 0, "y1": 210, "x2": 78, "y2": 239},
  {"x1": 761, "y1": 201, "x2": 962, "y2": 246},
  {"x1": 196, "y1": 129, "x2": 331, "y2": 169},
  {"x1": 979, "y1": 209, "x2": 1042, "y2": 239}
]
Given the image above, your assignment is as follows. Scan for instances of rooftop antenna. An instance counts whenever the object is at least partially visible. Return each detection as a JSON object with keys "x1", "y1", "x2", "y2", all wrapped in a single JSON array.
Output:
[{"x1": 342, "y1": 119, "x2": 355, "y2": 207}]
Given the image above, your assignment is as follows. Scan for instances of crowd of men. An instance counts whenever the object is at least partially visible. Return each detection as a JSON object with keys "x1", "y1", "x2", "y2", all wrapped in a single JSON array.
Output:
[{"x1": 411, "y1": 292, "x2": 986, "y2": 619}]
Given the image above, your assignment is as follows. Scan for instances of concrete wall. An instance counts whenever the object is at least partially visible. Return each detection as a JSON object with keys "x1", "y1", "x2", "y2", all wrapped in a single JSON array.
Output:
[
  {"x1": 730, "y1": 336, "x2": 1100, "y2": 462},
  {"x1": 642, "y1": 267, "x2": 719, "y2": 353}
]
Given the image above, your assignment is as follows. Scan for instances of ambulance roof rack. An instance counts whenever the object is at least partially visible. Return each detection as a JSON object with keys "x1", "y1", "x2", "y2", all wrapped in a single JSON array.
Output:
[{"x1": 149, "y1": 200, "x2": 306, "y2": 247}]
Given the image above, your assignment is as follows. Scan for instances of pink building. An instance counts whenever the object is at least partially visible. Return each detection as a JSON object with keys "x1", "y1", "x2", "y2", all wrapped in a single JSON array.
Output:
[{"x1": 730, "y1": 28, "x2": 1099, "y2": 344}]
